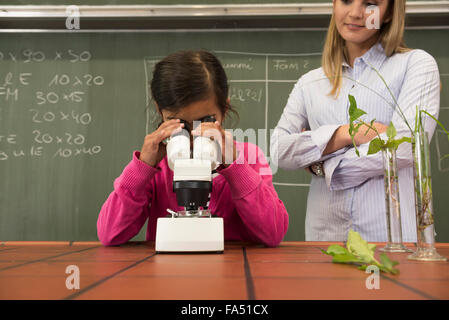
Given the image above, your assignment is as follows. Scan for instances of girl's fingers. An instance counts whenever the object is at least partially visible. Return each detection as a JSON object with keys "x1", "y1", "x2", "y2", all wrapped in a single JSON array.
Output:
[
  {"x1": 185, "y1": 121, "x2": 236, "y2": 164},
  {"x1": 158, "y1": 118, "x2": 179, "y2": 128},
  {"x1": 160, "y1": 118, "x2": 180, "y2": 128},
  {"x1": 191, "y1": 122, "x2": 222, "y2": 136},
  {"x1": 156, "y1": 119, "x2": 180, "y2": 136},
  {"x1": 157, "y1": 122, "x2": 184, "y2": 143}
]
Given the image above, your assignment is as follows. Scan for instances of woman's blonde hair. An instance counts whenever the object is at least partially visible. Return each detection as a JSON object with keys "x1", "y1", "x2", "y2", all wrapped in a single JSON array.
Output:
[{"x1": 322, "y1": 0, "x2": 410, "y2": 97}]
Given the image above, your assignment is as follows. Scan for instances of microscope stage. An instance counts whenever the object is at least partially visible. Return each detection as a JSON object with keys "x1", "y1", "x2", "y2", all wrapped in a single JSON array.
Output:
[{"x1": 155, "y1": 216, "x2": 224, "y2": 253}]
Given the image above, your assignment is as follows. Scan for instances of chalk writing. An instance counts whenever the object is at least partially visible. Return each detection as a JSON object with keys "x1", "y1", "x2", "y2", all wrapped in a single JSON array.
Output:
[
  {"x1": 48, "y1": 74, "x2": 104, "y2": 87},
  {"x1": 230, "y1": 87, "x2": 263, "y2": 103},
  {"x1": 36, "y1": 91, "x2": 85, "y2": 104},
  {"x1": 0, "y1": 49, "x2": 103, "y2": 161},
  {"x1": 0, "y1": 134, "x2": 17, "y2": 144},
  {"x1": 223, "y1": 62, "x2": 254, "y2": 71},
  {"x1": 0, "y1": 145, "x2": 44, "y2": 160},
  {"x1": 29, "y1": 109, "x2": 92, "y2": 125},
  {"x1": 32, "y1": 130, "x2": 86, "y2": 145},
  {"x1": 53, "y1": 146, "x2": 102, "y2": 158}
]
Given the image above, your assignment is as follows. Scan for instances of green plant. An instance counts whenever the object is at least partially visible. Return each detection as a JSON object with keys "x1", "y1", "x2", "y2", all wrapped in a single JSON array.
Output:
[
  {"x1": 416, "y1": 106, "x2": 449, "y2": 161},
  {"x1": 348, "y1": 94, "x2": 411, "y2": 156},
  {"x1": 347, "y1": 66, "x2": 449, "y2": 252},
  {"x1": 321, "y1": 229, "x2": 400, "y2": 274},
  {"x1": 346, "y1": 62, "x2": 449, "y2": 159}
]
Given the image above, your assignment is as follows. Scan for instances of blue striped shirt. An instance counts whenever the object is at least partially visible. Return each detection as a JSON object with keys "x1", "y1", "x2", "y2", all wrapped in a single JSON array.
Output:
[{"x1": 270, "y1": 42, "x2": 440, "y2": 242}]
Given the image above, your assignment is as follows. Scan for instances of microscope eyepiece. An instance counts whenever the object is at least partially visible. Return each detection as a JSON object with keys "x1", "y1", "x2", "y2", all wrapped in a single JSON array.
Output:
[
  {"x1": 200, "y1": 115, "x2": 216, "y2": 123},
  {"x1": 179, "y1": 119, "x2": 192, "y2": 133}
]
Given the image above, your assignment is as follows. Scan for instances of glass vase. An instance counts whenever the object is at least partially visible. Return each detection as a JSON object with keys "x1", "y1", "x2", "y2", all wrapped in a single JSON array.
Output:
[
  {"x1": 408, "y1": 130, "x2": 447, "y2": 261},
  {"x1": 380, "y1": 147, "x2": 412, "y2": 253}
]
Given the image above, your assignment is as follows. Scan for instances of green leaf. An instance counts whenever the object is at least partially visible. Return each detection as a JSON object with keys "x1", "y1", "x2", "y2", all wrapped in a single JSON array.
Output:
[
  {"x1": 384, "y1": 136, "x2": 412, "y2": 150},
  {"x1": 351, "y1": 123, "x2": 364, "y2": 140},
  {"x1": 351, "y1": 109, "x2": 367, "y2": 123},
  {"x1": 348, "y1": 94, "x2": 357, "y2": 115},
  {"x1": 379, "y1": 254, "x2": 400, "y2": 275},
  {"x1": 332, "y1": 253, "x2": 362, "y2": 264},
  {"x1": 400, "y1": 136, "x2": 412, "y2": 144},
  {"x1": 367, "y1": 138, "x2": 383, "y2": 155},
  {"x1": 348, "y1": 95, "x2": 367, "y2": 122},
  {"x1": 364, "y1": 119, "x2": 376, "y2": 136},
  {"x1": 346, "y1": 229, "x2": 377, "y2": 264},
  {"x1": 420, "y1": 110, "x2": 449, "y2": 141},
  {"x1": 325, "y1": 244, "x2": 349, "y2": 256},
  {"x1": 386, "y1": 122, "x2": 397, "y2": 140},
  {"x1": 349, "y1": 122, "x2": 355, "y2": 136},
  {"x1": 354, "y1": 146, "x2": 360, "y2": 157},
  {"x1": 358, "y1": 265, "x2": 368, "y2": 271},
  {"x1": 420, "y1": 109, "x2": 449, "y2": 161},
  {"x1": 322, "y1": 244, "x2": 361, "y2": 264},
  {"x1": 320, "y1": 230, "x2": 400, "y2": 275}
]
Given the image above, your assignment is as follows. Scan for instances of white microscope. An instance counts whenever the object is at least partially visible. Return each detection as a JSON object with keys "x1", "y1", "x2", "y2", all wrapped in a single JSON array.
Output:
[{"x1": 155, "y1": 116, "x2": 224, "y2": 253}]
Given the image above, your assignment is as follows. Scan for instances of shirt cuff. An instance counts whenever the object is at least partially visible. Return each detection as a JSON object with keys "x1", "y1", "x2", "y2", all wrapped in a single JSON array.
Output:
[
  {"x1": 118, "y1": 151, "x2": 161, "y2": 191},
  {"x1": 323, "y1": 154, "x2": 345, "y2": 191},
  {"x1": 310, "y1": 124, "x2": 341, "y2": 156},
  {"x1": 217, "y1": 149, "x2": 262, "y2": 199}
]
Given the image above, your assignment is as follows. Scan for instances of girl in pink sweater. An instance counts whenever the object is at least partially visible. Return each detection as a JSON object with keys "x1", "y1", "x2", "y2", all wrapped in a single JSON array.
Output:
[{"x1": 97, "y1": 50, "x2": 289, "y2": 247}]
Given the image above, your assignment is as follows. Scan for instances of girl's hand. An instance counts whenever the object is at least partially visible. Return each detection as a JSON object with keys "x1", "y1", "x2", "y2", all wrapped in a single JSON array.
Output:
[
  {"x1": 191, "y1": 121, "x2": 237, "y2": 167},
  {"x1": 139, "y1": 119, "x2": 184, "y2": 167}
]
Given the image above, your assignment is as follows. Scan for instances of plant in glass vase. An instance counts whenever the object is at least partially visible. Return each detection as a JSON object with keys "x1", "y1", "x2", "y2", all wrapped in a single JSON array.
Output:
[
  {"x1": 348, "y1": 94, "x2": 412, "y2": 253},
  {"x1": 408, "y1": 108, "x2": 449, "y2": 261},
  {"x1": 347, "y1": 68, "x2": 449, "y2": 261}
]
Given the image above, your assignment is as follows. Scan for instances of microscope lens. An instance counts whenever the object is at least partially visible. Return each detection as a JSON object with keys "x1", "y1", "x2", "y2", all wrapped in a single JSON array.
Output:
[
  {"x1": 180, "y1": 119, "x2": 191, "y2": 133},
  {"x1": 201, "y1": 116, "x2": 216, "y2": 123}
]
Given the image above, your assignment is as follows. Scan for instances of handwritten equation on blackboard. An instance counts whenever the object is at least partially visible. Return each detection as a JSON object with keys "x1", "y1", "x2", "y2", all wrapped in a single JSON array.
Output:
[{"x1": 0, "y1": 50, "x2": 103, "y2": 161}]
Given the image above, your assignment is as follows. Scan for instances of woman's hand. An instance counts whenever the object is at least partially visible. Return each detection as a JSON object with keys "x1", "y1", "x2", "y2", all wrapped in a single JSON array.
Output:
[
  {"x1": 351, "y1": 122, "x2": 388, "y2": 145},
  {"x1": 139, "y1": 119, "x2": 184, "y2": 167},
  {"x1": 191, "y1": 121, "x2": 237, "y2": 167},
  {"x1": 323, "y1": 122, "x2": 388, "y2": 156}
]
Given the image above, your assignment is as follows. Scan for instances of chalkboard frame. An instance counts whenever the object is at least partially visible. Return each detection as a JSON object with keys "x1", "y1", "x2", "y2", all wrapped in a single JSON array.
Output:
[{"x1": 0, "y1": 2, "x2": 448, "y2": 30}]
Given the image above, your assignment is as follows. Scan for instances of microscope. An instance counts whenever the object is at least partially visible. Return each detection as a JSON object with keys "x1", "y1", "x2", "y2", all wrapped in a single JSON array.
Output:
[{"x1": 155, "y1": 116, "x2": 224, "y2": 253}]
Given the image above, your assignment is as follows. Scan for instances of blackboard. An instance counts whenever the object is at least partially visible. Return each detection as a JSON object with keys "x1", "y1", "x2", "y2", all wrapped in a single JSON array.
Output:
[{"x1": 0, "y1": 29, "x2": 448, "y2": 242}]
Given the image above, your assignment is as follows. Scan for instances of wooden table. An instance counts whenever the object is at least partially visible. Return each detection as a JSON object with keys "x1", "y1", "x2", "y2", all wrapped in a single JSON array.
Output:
[{"x1": 0, "y1": 241, "x2": 448, "y2": 300}]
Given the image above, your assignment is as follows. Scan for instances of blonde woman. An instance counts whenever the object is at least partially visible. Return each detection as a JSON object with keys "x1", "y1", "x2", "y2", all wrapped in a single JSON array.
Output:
[{"x1": 270, "y1": 0, "x2": 440, "y2": 242}]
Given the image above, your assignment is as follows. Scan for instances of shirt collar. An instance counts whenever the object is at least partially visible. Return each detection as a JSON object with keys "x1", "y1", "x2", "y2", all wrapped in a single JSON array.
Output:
[{"x1": 342, "y1": 42, "x2": 387, "y2": 70}]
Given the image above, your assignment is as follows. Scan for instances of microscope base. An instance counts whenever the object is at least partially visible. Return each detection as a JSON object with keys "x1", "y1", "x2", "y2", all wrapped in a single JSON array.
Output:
[{"x1": 155, "y1": 217, "x2": 224, "y2": 253}]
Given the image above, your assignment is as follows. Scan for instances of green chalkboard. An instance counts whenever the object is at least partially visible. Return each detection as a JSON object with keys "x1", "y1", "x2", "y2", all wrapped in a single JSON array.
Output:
[{"x1": 0, "y1": 29, "x2": 448, "y2": 242}]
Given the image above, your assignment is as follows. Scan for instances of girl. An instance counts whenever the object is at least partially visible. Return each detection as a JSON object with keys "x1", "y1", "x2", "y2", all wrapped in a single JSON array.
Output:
[
  {"x1": 98, "y1": 50, "x2": 289, "y2": 247},
  {"x1": 270, "y1": 0, "x2": 440, "y2": 242}
]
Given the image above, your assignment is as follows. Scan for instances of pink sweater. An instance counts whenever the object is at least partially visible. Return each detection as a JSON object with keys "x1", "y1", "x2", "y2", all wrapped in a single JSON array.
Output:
[{"x1": 97, "y1": 141, "x2": 289, "y2": 247}]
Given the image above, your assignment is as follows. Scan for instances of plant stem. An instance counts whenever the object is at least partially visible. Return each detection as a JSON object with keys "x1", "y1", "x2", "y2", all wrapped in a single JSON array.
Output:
[{"x1": 366, "y1": 64, "x2": 414, "y2": 134}]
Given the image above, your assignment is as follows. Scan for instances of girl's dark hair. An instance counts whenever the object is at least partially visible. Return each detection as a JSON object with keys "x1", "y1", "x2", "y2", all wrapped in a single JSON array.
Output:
[{"x1": 150, "y1": 50, "x2": 238, "y2": 124}]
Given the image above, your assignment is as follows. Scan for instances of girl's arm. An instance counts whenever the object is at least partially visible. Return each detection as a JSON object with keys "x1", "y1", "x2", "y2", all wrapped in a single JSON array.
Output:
[
  {"x1": 98, "y1": 120, "x2": 183, "y2": 246},
  {"x1": 323, "y1": 50, "x2": 440, "y2": 191},
  {"x1": 218, "y1": 143, "x2": 289, "y2": 247},
  {"x1": 97, "y1": 151, "x2": 157, "y2": 246}
]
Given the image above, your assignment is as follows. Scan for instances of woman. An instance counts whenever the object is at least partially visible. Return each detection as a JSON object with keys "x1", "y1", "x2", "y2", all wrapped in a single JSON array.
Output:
[
  {"x1": 270, "y1": 0, "x2": 440, "y2": 241},
  {"x1": 98, "y1": 50, "x2": 289, "y2": 247}
]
